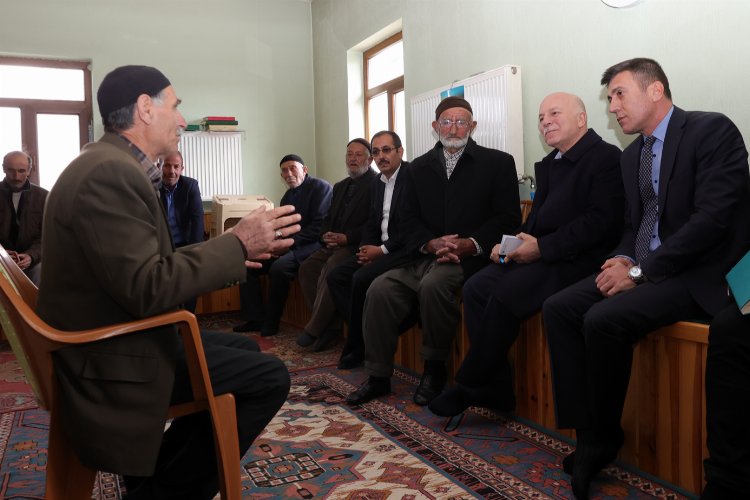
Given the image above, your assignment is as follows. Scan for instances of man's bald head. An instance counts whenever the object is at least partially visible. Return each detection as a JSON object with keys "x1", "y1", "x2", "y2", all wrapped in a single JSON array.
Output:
[{"x1": 537, "y1": 92, "x2": 588, "y2": 153}]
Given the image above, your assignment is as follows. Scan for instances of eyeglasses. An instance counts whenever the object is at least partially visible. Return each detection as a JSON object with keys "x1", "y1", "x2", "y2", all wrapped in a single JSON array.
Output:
[
  {"x1": 438, "y1": 118, "x2": 472, "y2": 129},
  {"x1": 372, "y1": 145, "x2": 398, "y2": 156}
]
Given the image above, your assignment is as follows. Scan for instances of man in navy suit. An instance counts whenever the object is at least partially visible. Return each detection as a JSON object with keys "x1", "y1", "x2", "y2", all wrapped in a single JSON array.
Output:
[
  {"x1": 429, "y1": 92, "x2": 624, "y2": 418},
  {"x1": 159, "y1": 150, "x2": 204, "y2": 311},
  {"x1": 327, "y1": 131, "x2": 411, "y2": 369},
  {"x1": 543, "y1": 58, "x2": 750, "y2": 499},
  {"x1": 234, "y1": 154, "x2": 332, "y2": 337}
]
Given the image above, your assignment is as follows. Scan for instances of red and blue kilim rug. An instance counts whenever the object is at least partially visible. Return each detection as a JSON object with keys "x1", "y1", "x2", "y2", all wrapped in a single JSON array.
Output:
[{"x1": 0, "y1": 317, "x2": 697, "y2": 499}]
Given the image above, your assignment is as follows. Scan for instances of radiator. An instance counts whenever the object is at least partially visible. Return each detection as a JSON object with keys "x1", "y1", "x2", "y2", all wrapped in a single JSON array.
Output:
[
  {"x1": 178, "y1": 131, "x2": 243, "y2": 199},
  {"x1": 410, "y1": 65, "x2": 524, "y2": 178}
]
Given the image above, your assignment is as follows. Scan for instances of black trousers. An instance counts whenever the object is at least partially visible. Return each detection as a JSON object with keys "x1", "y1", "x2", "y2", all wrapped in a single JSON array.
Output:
[
  {"x1": 327, "y1": 253, "x2": 404, "y2": 355},
  {"x1": 125, "y1": 330, "x2": 290, "y2": 499},
  {"x1": 702, "y1": 304, "x2": 750, "y2": 498},
  {"x1": 543, "y1": 273, "x2": 702, "y2": 433},
  {"x1": 238, "y1": 252, "x2": 299, "y2": 330}
]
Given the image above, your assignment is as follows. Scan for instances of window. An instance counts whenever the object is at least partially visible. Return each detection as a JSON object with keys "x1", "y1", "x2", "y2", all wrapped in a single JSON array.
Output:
[
  {"x1": 364, "y1": 32, "x2": 405, "y2": 154},
  {"x1": 0, "y1": 56, "x2": 92, "y2": 190}
]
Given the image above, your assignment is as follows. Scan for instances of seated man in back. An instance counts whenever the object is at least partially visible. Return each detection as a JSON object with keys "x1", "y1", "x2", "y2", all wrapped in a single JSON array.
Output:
[
  {"x1": 295, "y1": 138, "x2": 376, "y2": 350},
  {"x1": 327, "y1": 130, "x2": 411, "y2": 369},
  {"x1": 159, "y1": 150, "x2": 205, "y2": 312},
  {"x1": 234, "y1": 154, "x2": 332, "y2": 336},
  {"x1": 429, "y1": 92, "x2": 624, "y2": 417},
  {"x1": 0, "y1": 151, "x2": 48, "y2": 285}
]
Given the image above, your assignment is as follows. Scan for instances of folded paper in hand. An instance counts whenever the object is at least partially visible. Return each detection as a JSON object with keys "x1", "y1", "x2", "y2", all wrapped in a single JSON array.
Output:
[
  {"x1": 726, "y1": 249, "x2": 750, "y2": 315},
  {"x1": 498, "y1": 235, "x2": 523, "y2": 256}
]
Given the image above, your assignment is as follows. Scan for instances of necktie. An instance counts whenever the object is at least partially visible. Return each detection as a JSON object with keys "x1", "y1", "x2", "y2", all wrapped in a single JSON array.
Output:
[{"x1": 635, "y1": 136, "x2": 657, "y2": 263}]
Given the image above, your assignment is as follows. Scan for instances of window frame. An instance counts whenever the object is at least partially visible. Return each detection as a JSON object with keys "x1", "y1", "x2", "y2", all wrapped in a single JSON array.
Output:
[
  {"x1": 0, "y1": 56, "x2": 92, "y2": 185},
  {"x1": 363, "y1": 32, "x2": 404, "y2": 141}
]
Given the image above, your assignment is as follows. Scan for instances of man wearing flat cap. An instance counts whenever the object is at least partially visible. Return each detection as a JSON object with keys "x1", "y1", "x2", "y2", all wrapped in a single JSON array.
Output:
[
  {"x1": 37, "y1": 65, "x2": 301, "y2": 499},
  {"x1": 346, "y1": 96, "x2": 521, "y2": 406}
]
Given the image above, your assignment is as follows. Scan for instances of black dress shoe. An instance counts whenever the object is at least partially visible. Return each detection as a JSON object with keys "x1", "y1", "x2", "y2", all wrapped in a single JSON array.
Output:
[
  {"x1": 571, "y1": 429, "x2": 624, "y2": 499},
  {"x1": 562, "y1": 451, "x2": 575, "y2": 475},
  {"x1": 232, "y1": 320, "x2": 263, "y2": 332},
  {"x1": 260, "y1": 325, "x2": 278, "y2": 337},
  {"x1": 314, "y1": 328, "x2": 340, "y2": 352},
  {"x1": 428, "y1": 385, "x2": 473, "y2": 416},
  {"x1": 346, "y1": 376, "x2": 391, "y2": 405},
  {"x1": 413, "y1": 371, "x2": 447, "y2": 406},
  {"x1": 296, "y1": 331, "x2": 317, "y2": 347},
  {"x1": 337, "y1": 350, "x2": 364, "y2": 370}
]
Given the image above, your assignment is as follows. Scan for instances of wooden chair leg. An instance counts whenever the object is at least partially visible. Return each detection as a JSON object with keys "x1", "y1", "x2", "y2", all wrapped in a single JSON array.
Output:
[
  {"x1": 46, "y1": 410, "x2": 97, "y2": 499},
  {"x1": 212, "y1": 394, "x2": 241, "y2": 499}
]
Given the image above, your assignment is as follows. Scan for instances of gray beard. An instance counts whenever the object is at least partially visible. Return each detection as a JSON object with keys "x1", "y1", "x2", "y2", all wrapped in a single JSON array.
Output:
[
  {"x1": 441, "y1": 135, "x2": 469, "y2": 150},
  {"x1": 348, "y1": 164, "x2": 370, "y2": 178}
]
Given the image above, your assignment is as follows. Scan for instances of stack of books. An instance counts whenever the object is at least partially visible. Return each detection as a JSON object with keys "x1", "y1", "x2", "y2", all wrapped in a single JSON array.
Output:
[{"x1": 202, "y1": 116, "x2": 239, "y2": 132}]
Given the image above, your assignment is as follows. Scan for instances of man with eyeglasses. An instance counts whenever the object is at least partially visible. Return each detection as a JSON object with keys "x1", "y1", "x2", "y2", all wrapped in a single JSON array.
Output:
[
  {"x1": 327, "y1": 131, "x2": 411, "y2": 369},
  {"x1": 346, "y1": 96, "x2": 521, "y2": 406},
  {"x1": 295, "y1": 139, "x2": 376, "y2": 351}
]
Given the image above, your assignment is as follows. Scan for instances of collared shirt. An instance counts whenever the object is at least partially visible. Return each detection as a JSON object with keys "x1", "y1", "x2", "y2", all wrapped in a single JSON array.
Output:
[
  {"x1": 379, "y1": 164, "x2": 402, "y2": 254},
  {"x1": 162, "y1": 180, "x2": 184, "y2": 246},
  {"x1": 644, "y1": 105, "x2": 674, "y2": 252},
  {"x1": 443, "y1": 147, "x2": 465, "y2": 179},
  {"x1": 116, "y1": 134, "x2": 163, "y2": 192}
]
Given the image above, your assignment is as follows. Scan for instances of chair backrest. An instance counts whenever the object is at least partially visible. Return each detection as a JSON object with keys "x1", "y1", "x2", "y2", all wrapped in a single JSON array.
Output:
[{"x1": 0, "y1": 245, "x2": 51, "y2": 408}]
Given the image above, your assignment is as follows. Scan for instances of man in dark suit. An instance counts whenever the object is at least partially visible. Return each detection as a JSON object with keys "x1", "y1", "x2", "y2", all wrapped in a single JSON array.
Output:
[
  {"x1": 295, "y1": 138, "x2": 376, "y2": 350},
  {"x1": 702, "y1": 296, "x2": 750, "y2": 499},
  {"x1": 36, "y1": 65, "x2": 301, "y2": 499},
  {"x1": 0, "y1": 151, "x2": 48, "y2": 285},
  {"x1": 234, "y1": 155, "x2": 332, "y2": 337},
  {"x1": 429, "y1": 92, "x2": 624, "y2": 417},
  {"x1": 159, "y1": 150, "x2": 205, "y2": 311},
  {"x1": 327, "y1": 130, "x2": 411, "y2": 369},
  {"x1": 542, "y1": 58, "x2": 750, "y2": 499},
  {"x1": 346, "y1": 97, "x2": 521, "y2": 406}
]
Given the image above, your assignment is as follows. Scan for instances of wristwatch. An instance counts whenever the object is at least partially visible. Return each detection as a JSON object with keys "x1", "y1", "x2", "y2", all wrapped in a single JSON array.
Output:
[{"x1": 628, "y1": 265, "x2": 646, "y2": 284}]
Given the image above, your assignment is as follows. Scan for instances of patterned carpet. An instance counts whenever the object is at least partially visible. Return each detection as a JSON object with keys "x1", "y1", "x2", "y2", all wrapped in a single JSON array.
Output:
[{"x1": 0, "y1": 314, "x2": 695, "y2": 499}]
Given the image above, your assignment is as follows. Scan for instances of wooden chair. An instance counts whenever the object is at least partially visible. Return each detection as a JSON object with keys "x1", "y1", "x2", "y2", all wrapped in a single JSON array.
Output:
[{"x1": 0, "y1": 245, "x2": 241, "y2": 499}]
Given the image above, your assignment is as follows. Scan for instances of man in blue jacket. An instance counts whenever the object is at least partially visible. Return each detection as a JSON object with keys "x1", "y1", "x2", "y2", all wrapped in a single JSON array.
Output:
[
  {"x1": 159, "y1": 150, "x2": 204, "y2": 311},
  {"x1": 234, "y1": 154, "x2": 332, "y2": 336}
]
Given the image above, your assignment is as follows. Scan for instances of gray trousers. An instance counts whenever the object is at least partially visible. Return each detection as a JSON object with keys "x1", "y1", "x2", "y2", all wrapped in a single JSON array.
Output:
[
  {"x1": 362, "y1": 256, "x2": 464, "y2": 377},
  {"x1": 297, "y1": 246, "x2": 354, "y2": 337}
]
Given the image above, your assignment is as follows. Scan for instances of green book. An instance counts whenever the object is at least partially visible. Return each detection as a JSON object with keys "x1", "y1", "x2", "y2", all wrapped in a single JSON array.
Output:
[{"x1": 726, "y1": 249, "x2": 750, "y2": 314}]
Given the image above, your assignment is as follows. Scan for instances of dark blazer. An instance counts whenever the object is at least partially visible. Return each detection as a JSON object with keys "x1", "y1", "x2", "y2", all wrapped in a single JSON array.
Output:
[
  {"x1": 612, "y1": 106, "x2": 750, "y2": 315},
  {"x1": 361, "y1": 162, "x2": 411, "y2": 253},
  {"x1": 403, "y1": 137, "x2": 521, "y2": 278},
  {"x1": 0, "y1": 179, "x2": 48, "y2": 264},
  {"x1": 36, "y1": 133, "x2": 247, "y2": 476},
  {"x1": 159, "y1": 175, "x2": 205, "y2": 247},
  {"x1": 281, "y1": 174, "x2": 332, "y2": 263},
  {"x1": 320, "y1": 168, "x2": 377, "y2": 247},
  {"x1": 488, "y1": 129, "x2": 625, "y2": 315}
]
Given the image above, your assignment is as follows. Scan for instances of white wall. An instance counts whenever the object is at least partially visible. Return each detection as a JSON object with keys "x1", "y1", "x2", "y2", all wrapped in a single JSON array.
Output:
[
  {"x1": 0, "y1": 0, "x2": 316, "y2": 203},
  {"x1": 3, "y1": 0, "x2": 749, "y2": 199},
  {"x1": 312, "y1": 0, "x2": 750, "y2": 196}
]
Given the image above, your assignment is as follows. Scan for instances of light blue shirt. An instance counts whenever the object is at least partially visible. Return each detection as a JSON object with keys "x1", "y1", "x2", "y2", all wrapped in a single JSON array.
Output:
[{"x1": 646, "y1": 105, "x2": 674, "y2": 252}]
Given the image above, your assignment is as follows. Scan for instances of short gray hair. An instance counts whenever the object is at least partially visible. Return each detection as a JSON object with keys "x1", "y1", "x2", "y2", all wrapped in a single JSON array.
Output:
[{"x1": 102, "y1": 90, "x2": 166, "y2": 133}]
